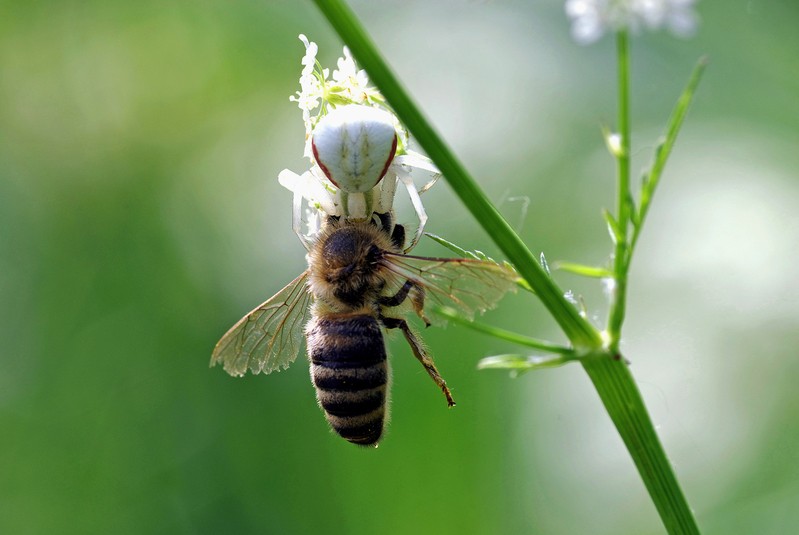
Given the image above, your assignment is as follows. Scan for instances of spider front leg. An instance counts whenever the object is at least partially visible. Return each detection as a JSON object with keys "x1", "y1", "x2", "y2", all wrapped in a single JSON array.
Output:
[
  {"x1": 292, "y1": 188, "x2": 313, "y2": 251},
  {"x1": 396, "y1": 171, "x2": 427, "y2": 253}
]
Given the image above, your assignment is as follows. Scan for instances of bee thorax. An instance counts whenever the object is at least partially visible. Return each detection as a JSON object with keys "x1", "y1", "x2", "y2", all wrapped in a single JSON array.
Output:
[
  {"x1": 321, "y1": 226, "x2": 381, "y2": 269},
  {"x1": 307, "y1": 221, "x2": 397, "y2": 310}
]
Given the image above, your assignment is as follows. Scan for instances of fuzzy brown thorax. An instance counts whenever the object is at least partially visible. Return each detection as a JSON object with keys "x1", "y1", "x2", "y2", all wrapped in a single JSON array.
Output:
[{"x1": 307, "y1": 219, "x2": 399, "y2": 312}]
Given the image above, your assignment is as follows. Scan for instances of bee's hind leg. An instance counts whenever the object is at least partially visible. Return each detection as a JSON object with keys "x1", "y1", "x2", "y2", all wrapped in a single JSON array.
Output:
[
  {"x1": 378, "y1": 280, "x2": 430, "y2": 326},
  {"x1": 380, "y1": 315, "x2": 455, "y2": 407}
]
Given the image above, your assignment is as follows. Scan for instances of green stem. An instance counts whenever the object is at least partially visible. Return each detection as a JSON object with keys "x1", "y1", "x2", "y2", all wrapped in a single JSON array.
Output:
[
  {"x1": 309, "y1": 2, "x2": 700, "y2": 533},
  {"x1": 582, "y1": 356, "x2": 700, "y2": 534},
  {"x1": 607, "y1": 30, "x2": 632, "y2": 353},
  {"x1": 311, "y1": 0, "x2": 600, "y2": 350},
  {"x1": 431, "y1": 305, "x2": 574, "y2": 355}
]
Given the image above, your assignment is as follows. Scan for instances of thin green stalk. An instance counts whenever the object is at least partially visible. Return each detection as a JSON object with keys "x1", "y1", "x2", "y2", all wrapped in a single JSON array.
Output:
[
  {"x1": 479, "y1": 353, "x2": 580, "y2": 371},
  {"x1": 582, "y1": 356, "x2": 700, "y2": 534},
  {"x1": 309, "y1": 2, "x2": 701, "y2": 533},
  {"x1": 431, "y1": 305, "x2": 574, "y2": 355},
  {"x1": 311, "y1": 0, "x2": 600, "y2": 350},
  {"x1": 607, "y1": 30, "x2": 632, "y2": 354}
]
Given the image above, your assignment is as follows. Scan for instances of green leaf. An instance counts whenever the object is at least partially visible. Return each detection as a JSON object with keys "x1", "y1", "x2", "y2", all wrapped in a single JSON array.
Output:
[
  {"x1": 478, "y1": 353, "x2": 578, "y2": 372},
  {"x1": 556, "y1": 261, "x2": 613, "y2": 279},
  {"x1": 603, "y1": 208, "x2": 623, "y2": 245},
  {"x1": 425, "y1": 233, "x2": 481, "y2": 260},
  {"x1": 632, "y1": 57, "x2": 707, "y2": 250}
]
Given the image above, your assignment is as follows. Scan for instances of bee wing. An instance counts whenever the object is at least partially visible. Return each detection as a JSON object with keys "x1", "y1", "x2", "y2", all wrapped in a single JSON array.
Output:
[
  {"x1": 381, "y1": 253, "x2": 519, "y2": 324},
  {"x1": 211, "y1": 271, "x2": 312, "y2": 376}
]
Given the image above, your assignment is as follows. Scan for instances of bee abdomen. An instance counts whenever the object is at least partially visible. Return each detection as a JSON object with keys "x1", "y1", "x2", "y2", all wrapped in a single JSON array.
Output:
[{"x1": 307, "y1": 315, "x2": 388, "y2": 446}]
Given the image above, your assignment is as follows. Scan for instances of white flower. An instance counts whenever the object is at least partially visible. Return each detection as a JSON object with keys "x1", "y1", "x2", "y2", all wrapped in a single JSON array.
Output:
[
  {"x1": 287, "y1": 35, "x2": 399, "y2": 160},
  {"x1": 289, "y1": 35, "x2": 325, "y2": 137},
  {"x1": 565, "y1": 0, "x2": 699, "y2": 44},
  {"x1": 280, "y1": 37, "x2": 440, "y2": 244},
  {"x1": 330, "y1": 46, "x2": 383, "y2": 105}
]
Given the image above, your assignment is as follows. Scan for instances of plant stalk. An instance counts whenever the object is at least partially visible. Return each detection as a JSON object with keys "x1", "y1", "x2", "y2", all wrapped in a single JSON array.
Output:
[
  {"x1": 309, "y1": 1, "x2": 701, "y2": 532},
  {"x1": 310, "y1": 0, "x2": 601, "y2": 349},
  {"x1": 582, "y1": 355, "x2": 700, "y2": 534},
  {"x1": 607, "y1": 30, "x2": 632, "y2": 354}
]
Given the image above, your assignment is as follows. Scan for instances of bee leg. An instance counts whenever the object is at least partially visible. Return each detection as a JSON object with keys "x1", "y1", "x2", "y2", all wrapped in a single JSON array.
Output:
[
  {"x1": 374, "y1": 211, "x2": 393, "y2": 231},
  {"x1": 390, "y1": 223, "x2": 406, "y2": 250},
  {"x1": 380, "y1": 316, "x2": 455, "y2": 407},
  {"x1": 374, "y1": 211, "x2": 404, "y2": 250},
  {"x1": 409, "y1": 284, "x2": 430, "y2": 327},
  {"x1": 378, "y1": 280, "x2": 412, "y2": 307},
  {"x1": 378, "y1": 280, "x2": 430, "y2": 326}
]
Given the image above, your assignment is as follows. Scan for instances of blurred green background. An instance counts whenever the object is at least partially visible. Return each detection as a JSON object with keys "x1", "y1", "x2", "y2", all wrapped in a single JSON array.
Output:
[{"x1": 2, "y1": 1, "x2": 798, "y2": 533}]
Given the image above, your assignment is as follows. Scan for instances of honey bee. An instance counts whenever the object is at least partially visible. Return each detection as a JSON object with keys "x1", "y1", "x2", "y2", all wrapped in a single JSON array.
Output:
[
  {"x1": 212, "y1": 103, "x2": 518, "y2": 445},
  {"x1": 211, "y1": 211, "x2": 518, "y2": 446}
]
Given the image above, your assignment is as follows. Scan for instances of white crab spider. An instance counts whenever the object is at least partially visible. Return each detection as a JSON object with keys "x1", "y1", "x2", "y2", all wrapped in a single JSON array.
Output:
[
  {"x1": 312, "y1": 105, "x2": 397, "y2": 194},
  {"x1": 279, "y1": 105, "x2": 439, "y2": 253}
]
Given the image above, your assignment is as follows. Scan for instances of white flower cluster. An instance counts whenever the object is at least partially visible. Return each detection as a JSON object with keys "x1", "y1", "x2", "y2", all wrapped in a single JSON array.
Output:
[
  {"x1": 565, "y1": 0, "x2": 699, "y2": 44},
  {"x1": 289, "y1": 34, "x2": 399, "y2": 159},
  {"x1": 281, "y1": 35, "x2": 439, "y2": 247}
]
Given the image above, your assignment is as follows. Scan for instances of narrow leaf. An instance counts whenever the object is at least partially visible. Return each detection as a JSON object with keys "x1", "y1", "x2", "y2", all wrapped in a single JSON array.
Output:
[
  {"x1": 426, "y1": 233, "x2": 481, "y2": 260},
  {"x1": 603, "y1": 208, "x2": 623, "y2": 245},
  {"x1": 430, "y1": 305, "x2": 572, "y2": 354},
  {"x1": 556, "y1": 261, "x2": 613, "y2": 279},
  {"x1": 478, "y1": 353, "x2": 578, "y2": 371},
  {"x1": 633, "y1": 57, "x2": 707, "y2": 249}
]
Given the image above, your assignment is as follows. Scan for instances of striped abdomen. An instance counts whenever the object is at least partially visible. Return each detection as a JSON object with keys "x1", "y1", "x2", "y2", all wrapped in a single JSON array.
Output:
[{"x1": 306, "y1": 314, "x2": 388, "y2": 446}]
